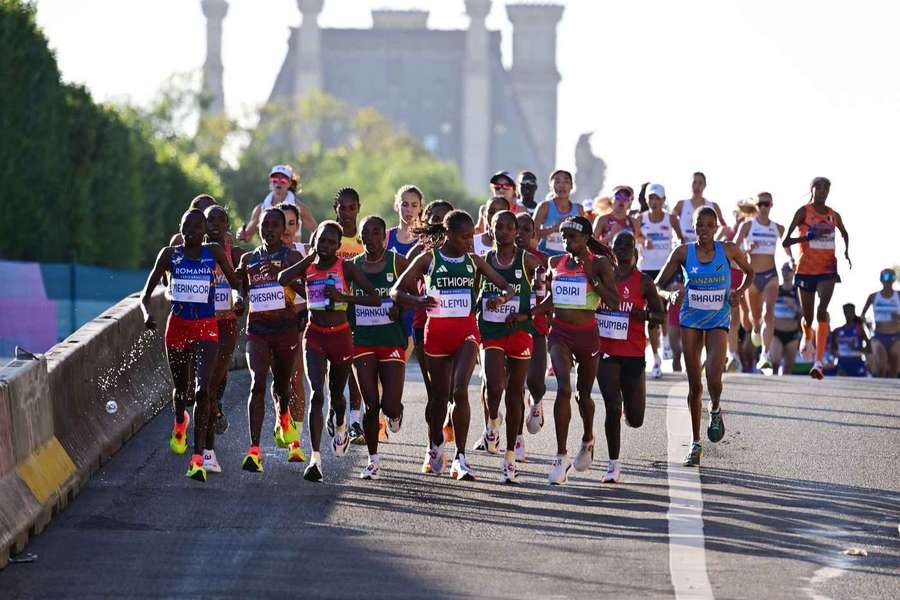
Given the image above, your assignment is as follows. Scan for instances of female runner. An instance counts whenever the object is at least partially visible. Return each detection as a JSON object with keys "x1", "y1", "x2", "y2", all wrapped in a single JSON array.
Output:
[
  {"x1": 387, "y1": 185, "x2": 423, "y2": 356},
  {"x1": 861, "y1": 269, "x2": 900, "y2": 378},
  {"x1": 473, "y1": 196, "x2": 512, "y2": 257},
  {"x1": 534, "y1": 170, "x2": 583, "y2": 257},
  {"x1": 770, "y1": 262, "x2": 802, "y2": 375},
  {"x1": 592, "y1": 186, "x2": 643, "y2": 246},
  {"x1": 141, "y1": 209, "x2": 242, "y2": 481},
  {"x1": 655, "y1": 207, "x2": 754, "y2": 467}
]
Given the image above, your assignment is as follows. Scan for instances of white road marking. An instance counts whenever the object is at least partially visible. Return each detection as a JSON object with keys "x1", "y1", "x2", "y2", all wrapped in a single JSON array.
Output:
[
  {"x1": 666, "y1": 382, "x2": 715, "y2": 600},
  {"x1": 803, "y1": 565, "x2": 846, "y2": 600}
]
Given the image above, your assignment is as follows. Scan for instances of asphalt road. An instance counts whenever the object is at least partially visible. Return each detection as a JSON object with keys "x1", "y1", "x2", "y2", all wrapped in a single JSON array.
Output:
[{"x1": 2, "y1": 366, "x2": 898, "y2": 599}]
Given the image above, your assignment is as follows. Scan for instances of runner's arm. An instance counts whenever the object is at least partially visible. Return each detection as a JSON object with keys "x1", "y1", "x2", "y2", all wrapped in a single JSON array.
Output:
[
  {"x1": 298, "y1": 202, "x2": 318, "y2": 235},
  {"x1": 631, "y1": 216, "x2": 645, "y2": 246},
  {"x1": 641, "y1": 273, "x2": 667, "y2": 326},
  {"x1": 833, "y1": 210, "x2": 851, "y2": 268},
  {"x1": 586, "y1": 255, "x2": 619, "y2": 309},
  {"x1": 781, "y1": 207, "x2": 807, "y2": 248},
  {"x1": 237, "y1": 204, "x2": 262, "y2": 242},
  {"x1": 342, "y1": 261, "x2": 381, "y2": 306},
  {"x1": 733, "y1": 220, "x2": 751, "y2": 250},
  {"x1": 654, "y1": 246, "x2": 687, "y2": 302},
  {"x1": 670, "y1": 213, "x2": 685, "y2": 245},
  {"x1": 139, "y1": 247, "x2": 173, "y2": 329},
  {"x1": 390, "y1": 252, "x2": 436, "y2": 310},
  {"x1": 725, "y1": 242, "x2": 755, "y2": 300},
  {"x1": 533, "y1": 202, "x2": 554, "y2": 240},
  {"x1": 276, "y1": 252, "x2": 316, "y2": 286},
  {"x1": 860, "y1": 293, "x2": 875, "y2": 328},
  {"x1": 471, "y1": 254, "x2": 515, "y2": 308}
]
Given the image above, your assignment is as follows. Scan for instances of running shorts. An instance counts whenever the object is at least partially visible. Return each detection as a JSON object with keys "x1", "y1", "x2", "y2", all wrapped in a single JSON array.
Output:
[
  {"x1": 481, "y1": 330, "x2": 534, "y2": 360},
  {"x1": 753, "y1": 267, "x2": 778, "y2": 292},
  {"x1": 837, "y1": 357, "x2": 867, "y2": 377},
  {"x1": 414, "y1": 327, "x2": 426, "y2": 345},
  {"x1": 548, "y1": 318, "x2": 600, "y2": 364},
  {"x1": 600, "y1": 354, "x2": 646, "y2": 379},
  {"x1": 304, "y1": 321, "x2": 353, "y2": 365},
  {"x1": 217, "y1": 317, "x2": 237, "y2": 340},
  {"x1": 247, "y1": 329, "x2": 299, "y2": 354},
  {"x1": 774, "y1": 328, "x2": 801, "y2": 346},
  {"x1": 874, "y1": 331, "x2": 900, "y2": 350},
  {"x1": 354, "y1": 344, "x2": 407, "y2": 363},
  {"x1": 730, "y1": 268, "x2": 744, "y2": 291},
  {"x1": 795, "y1": 272, "x2": 840, "y2": 292},
  {"x1": 165, "y1": 314, "x2": 218, "y2": 349},
  {"x1": 424, "y1": 315, "x2": 480, "y2": 357}
]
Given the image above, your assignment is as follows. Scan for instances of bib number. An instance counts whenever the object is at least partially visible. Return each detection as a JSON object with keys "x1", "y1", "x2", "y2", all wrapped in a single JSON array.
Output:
[
  {"x1": 214, "y1": 285, "x2": 232, "y2": 311},
  {"x1": 427, "y1": 288, "x2": 471, "y2": 318},
  {"x1": 356, "y1": 299, "x2": 393, "y2": 326},
  {"x1": 170, "y1": 278, "x2": 210, "y2": 304},
  {"x1": 688, "y1": 288, "x2": 725, "y2": 311},
  {"x1": 553, "y1": 276, "x2": 588, "y2": 308},
  {"x1": 482, "y1": 295, "x2": 518, "y2": 323},
  {"x1": 874, "y1": 308, "x2": 897, "y2": 323},
  {"x1": 596, "y1": 311, "x2": 629, "y2": 340},
  {"x1": 249, "y1": 283, "x2": 286, "y2": 312},
  {"x1": 809, "y1": 230, "x2": 835, "y2": 250},
  {"x1": 773, "y1": 303, "x2": 796, "y2": 320}
]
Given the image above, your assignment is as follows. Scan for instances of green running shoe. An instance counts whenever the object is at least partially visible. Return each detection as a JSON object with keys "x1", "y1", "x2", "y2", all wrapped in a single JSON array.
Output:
[
  {"x1": 169, "y1": 412, "x2": 190, "y2": 455},
  {"x1": 683, "y1": 442, "x2": 703, "y2": 467},
  {"x1": 185, "y1": 454, "x2": 206, "y2": 482},
  {"x1": 242, "y1": 446, "x2": 263, "y2": 472},
  {"x1": 273, "y1": 412, "x2": 300, "y2": 448},
  {"x1": 707, "y1": 410, "x2": 725, "y2": 443}
]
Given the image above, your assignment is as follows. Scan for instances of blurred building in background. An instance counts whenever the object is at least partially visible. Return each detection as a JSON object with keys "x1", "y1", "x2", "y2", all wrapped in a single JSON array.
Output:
[{"x1": 201, "y1": 0, "x2": 564, "y2": 195}]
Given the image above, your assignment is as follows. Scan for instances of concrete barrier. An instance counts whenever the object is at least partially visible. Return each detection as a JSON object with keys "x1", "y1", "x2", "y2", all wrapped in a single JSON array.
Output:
[{"x1": 0, "y1": 289, "x2": 172, "y2": 568}]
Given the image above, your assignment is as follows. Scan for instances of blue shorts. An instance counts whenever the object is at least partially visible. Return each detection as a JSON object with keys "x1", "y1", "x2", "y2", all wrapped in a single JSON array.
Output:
[
  {"x1": 836, "y1": 357, "x2": 867, "y2": 377},
  {"x1": 874, "y1": 331, "x2": 900, "y2": 350},
  {"x1": 401, "y1": 308, "x2": 414, "y2": 338},
  {"x1": 753, "y1": 267, "x2": 778, "y2": 292},
  {"x1": 795, "y1": 272, "x2": 840, "y2": 292}
]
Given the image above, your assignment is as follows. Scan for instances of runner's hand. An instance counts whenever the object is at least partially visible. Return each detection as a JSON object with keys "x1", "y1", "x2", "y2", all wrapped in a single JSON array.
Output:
[
  {"x1": 415, "y1": 295, "x2": 437, "y2": 310},
  {"x1": 260, "y1": 262, "x2": 280, "y2": 277},
  {"x1": 388, "y1": 303, "x2": 401, "y2": 322},
  {"x1": 505, "y1": 313, "x2": 528, "y2": 326},
  {"x1": 233, "y1": 296, "x2": 245, "y2": 316},
  {"x1": 729, "y1": 291, "x2": 743, "y2": 307},
  {"x1": 845, "y1": 251, "x2": 852, "y2": 270},
  {"x1": 324, "y1": 285, "x2": 341, "y2": 300},
  {"x1": 631, "y1": 309, "x2": 648, "y2": 322},
  {"x1": 485, "y1": 295, "x2": 506, "y2": 310},
  {"x1": 144, "y1": 314, "x2": 156, "y2": 330}
]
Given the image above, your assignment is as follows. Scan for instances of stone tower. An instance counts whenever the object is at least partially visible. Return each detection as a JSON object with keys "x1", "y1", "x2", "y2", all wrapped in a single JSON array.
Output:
[
  {"x1": 506, "y1": 3, "x2": 564, "y2": 173},
  {"x1": 200, "y1": 0, "x2": 228, "y2": 116},
  {"x1": 462, "y1": 0, "x2": 492, "y2": 194},
  {"x1": 293, "y1": 0, "x2": 324, "y2": 102}
]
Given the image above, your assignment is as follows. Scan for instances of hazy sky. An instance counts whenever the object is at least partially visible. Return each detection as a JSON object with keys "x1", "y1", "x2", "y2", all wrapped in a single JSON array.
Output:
[{"x1": 34, "y1": 0, "x2": 900, "y2": 308}]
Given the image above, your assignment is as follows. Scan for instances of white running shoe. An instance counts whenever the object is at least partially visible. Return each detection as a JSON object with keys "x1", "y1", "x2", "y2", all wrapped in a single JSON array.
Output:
[
  {"x1": 662, "y1": 338, "x2": 673, "y2": 360},
  {"x1": 484, "y1": 426, "x2": 500, "y2": 454},
  {"x1": 601, "y1": 460, "x2": 622, "y2": 483},
  {"x1": 428, "y1": 442, "x2": 447, "y2": 474},
  {"x1": 360, "y1": 460, "x2": 380, "y2": 480},
  {"x1": 387, "y1": 407, "x2": 403, "y2": 434},
  {"x1": 500, "y1": 459, "x2": 518, "y2": 484},
  {"x1": 750, "y1": 329, "x2": 762, "y2": 348},
  {"x1": 548, "y1": 455, "x2": 572, "y2": 485},
  {"x1": 650, "y1": 364, "x2": 663, "y2": 380},
  {"x1": 574, "y1": 439, "x2": 594, "y2": 472},
  {"x1": 526, "y1": 399, "x2": 544, "y2": 434},
  {"x1": 514, "y1": 435, "x2": 526, "y2": 463},
  {"x1": 450, "y1": 454, "x2": 476, "y2": 481},
  {"x1": 202, "y1": 450, "x2": 222, "y2": 474},
  {"x1": 303, "y1": 460, "x2": 323, "y2": 482},
  {"x1": 472, "y1": 429, "x2": 488, "y2": 451},
  {"x1": 333, "y1": 426, "x2": 350, "y2": 457}
]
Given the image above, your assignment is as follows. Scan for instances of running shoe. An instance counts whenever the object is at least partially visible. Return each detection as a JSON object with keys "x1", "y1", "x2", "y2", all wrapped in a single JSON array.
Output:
[
  {"x1": 186, "y1": 454, "x2": 206, "y2": 482},
  {"x1": 750, "y1": 329, "x2": 762, "y2": 348},
  {"x1": 707, "y1": 409, "x2": 725, "y2": 442},
  {"x1": 484, "y1": 425, "x2": 500, "y2": 454},
  {"x1": 548, "y1": 455, "x2": 572, "y2": 485},
  {"x1": 241, "y1": 446, "x2": 263, "y2": 472},
  {"x1": 388, "y1": 407, "x2": 403, "y2": 434},
  {"x1": 472, "y1": 430, "x2": 487, "y2": 452},
  {"x1": 214, "y1": 406, "x2": 228, "y2": 435},
  {"x1": 326, "y1": 407, "x2": 336, "y2": 437},
  {"x1": 725, "y1": 356, "x2": 740, "y2": 373},
  {"x1": 378, "y1": 414, "x2": 389, "y2": 443},
  {"x1": 601, "y1": 460, "x2": 622, "y2": 483},
  {"x1": 287, "y1": 440, "x2": 306, "y2": 463},
  {"x1": 574, "y1": 439, "x2": 594, "y2": 472},
  {"x1": 546, "y1": 365, "x2": 555, "y2": 377},
  {"x1": 683, "y1": 442, "x2": 702, "y2": 467},
  {"x1": 273, "y1": 411, "x2": 300, "y2": 448},
  {"x1": 202, "y1": 450, "x2": 222, "y2": 474},
  {"x1": 360, "y1": 460, "x2": 380, "y2": 480},
  {"x1": 809, "y1": 360, "x2": 825, "y2": 380},
  {"x1": 662, "y1": 338, "x2": 673, "y2": 360},
  {"x1": 349, "y1": 421, "x2": 366, "y2": 445},
  {"x1": 450, "y1": 454, "x2": 476, "y2": 481},
  {"x1": 303, "y1": 460, "x2": 323, "y2": 482},
  {"x1": 169, "y1": 411, "x2": 190, "y2": 455},
  {"x1": 650, "y1": 364, "x2": 663, "y2": 380},
  {"x1": 442, "y1": 422, "x2": 455, "y2": 445},
  {"x1": 421, "y1": 449, "x2": 433, "y2": 474},
  {"x1": 514, "y1": 435, "x2": 526, "y2": 463},
  {"x1": 500, "y1": 459, "x2": 518, "y2": 484},
  {"x1": 428, "y1": 442, "x2": 447, "y2": 475},
  {"x1": 757, "y1": 355, "x2": 773, "y2": 371},
  {"x1": 526, "y1": 398, "x2": 544, "y2": 434},
  {"x1": 333, "y1": 426, "x2": 350, "y2": 457}
]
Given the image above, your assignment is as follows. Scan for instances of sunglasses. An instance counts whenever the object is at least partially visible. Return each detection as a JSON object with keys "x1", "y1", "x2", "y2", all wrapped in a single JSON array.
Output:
[
  {"x1": 757, "y1": 201, "x2": 772, "y2": 207},
  {"x1": 492, "y1": 182, "x2": 514, "y2": 190},
  {"x1": 270, "y1": 175, "x2": 290, "y2": 184},
  {"x1": 614, "y1": 191, "x2": 632, "y2": 201}
]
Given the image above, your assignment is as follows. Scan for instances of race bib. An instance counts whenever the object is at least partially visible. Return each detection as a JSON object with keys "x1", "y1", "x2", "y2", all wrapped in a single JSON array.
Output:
[
  {"x1": 482, "y1": 295, "x2": 519, "y2": 323},
  {"x1": 170, "y1": 278, "x2": 210, "y2": 304},
  {"x1": 809, "y1": 230, "x2": 835, "y2": 250},
  {"x1": 545, "y1": 232, "x2": 565, "y2": 252},
  {"x1": 553, "y1": 276, "x2": 587, "y2": 307},
  {"x1": 214, "y1": 285, "x2": 232, "y2": 311},
  {"x1": 838, "y1": 342, "x2": 861, "y2": 358},
  {"x1": 687, "y1": 288, "x2": 725, "y2": 311},
  {"x1": 306, "y1": 279, "x2": 329, "y2": 310},
  {"x1": 249, "y1": 283, "x2": 285, "y2": 312},
  {"x1": 356, "y1": 299, "x2": 394, "y2": 326},
  {"x1": 773, "y1": 302, "x2": 796, "y2": 320},
  {"x1": 596, "y1": 311, "x2": 629, "y2": 340},
  {"x1": 427, "y1": 288, "x2": 471, "y2": 318},
  {"x1": 874, "y1": 308, "x2": 897, "y2": 323}
]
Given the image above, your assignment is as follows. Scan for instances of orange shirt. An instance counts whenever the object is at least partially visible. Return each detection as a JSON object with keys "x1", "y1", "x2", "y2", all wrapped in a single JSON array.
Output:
[
  {"x1": 797, "y1": 204, "x2": 838, "y2": 275},
  {"x1": 337, "y1": 233, "x2": 363, "y2": 261}
]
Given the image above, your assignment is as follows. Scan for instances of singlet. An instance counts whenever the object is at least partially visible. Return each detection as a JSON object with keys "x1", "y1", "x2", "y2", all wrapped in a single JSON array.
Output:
[
  {"x1": 679, "y1": 242, "x2": 731, "y2": 330},
  {"x1": 638, "y1": 211, "x2": 674, "y2": 272},
  {"x1": 773, "y1": 286, "x2": 801, "y2": 324},
  {"x1": 473, "y1": 233, "x2": 493, "y2": 257},
  {"x1": 424, "y1": 250, "x2": 476, "y2": 319},
  {"x1": 305, "y1": 258, "x2": 350, "y2": 312},
  {"x1": 833, "y1": 323, "x2": 864, "y2": 358},
  {"x1": 213, "y1": 240, "x2": 236, "y2": 321},
  {"x1": 550, "y1": 254, "x2": 600, "y2": 311},
  {"x1": 539, "y1": 198, "x2": 580, "y2": 255},
  {"x1": 351, "y1": 251, "x2": 407, "y2": 348},
  {"x1": 337, "y1": 233, "x2": 364, "y2": 261},
  {"x1": 477, "y1": 249, "x2": 531, "y2": 340},
  {"x1": 528, "y1": 248, "x2": 550, "y2": 336},
  {"x1": 873, "y1": 290, "x2": 900, "y2": 324},
  {"x1": 597, "y1": 214, "x2": 635, "y2": 242},
  {"x1": 292, "y1": 243, "x2": 307, "y2": 310},
  {"x1": 597, "y1": 269, "x2": 646, "y2": 358},
  {"x1": 796, "y1": 204, "x2": 838, "y2": 275},
  {"x1": 679, "y1": 199, "x2": 714, "y2": 243},
  {"x1": 261, "y1": 191, "x2": 303, "y2": 242},
  {"x1": 747, "y1": 218, "x2": 779, "y2": 256},
  {"x1": 386, "y1": 227, "x2": 416, "y2": 257},
  {"x1": 245, "y1": 246, "x2": 296, "y2": 335},
  {"x1": 168, "y1": 245, "x2": 216, "y2": 320}
]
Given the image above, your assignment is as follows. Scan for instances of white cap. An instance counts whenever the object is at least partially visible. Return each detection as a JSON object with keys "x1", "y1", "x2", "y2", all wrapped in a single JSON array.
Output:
[
  {"x1": 269, "y1": 164, "x2": 293, "y2": 179},
  {"x1": 646, "y1": 183, "x2": 665, "y2": 198},
  {"x1": 583, "y1": 198, "x2": 595, "y2": 209}
]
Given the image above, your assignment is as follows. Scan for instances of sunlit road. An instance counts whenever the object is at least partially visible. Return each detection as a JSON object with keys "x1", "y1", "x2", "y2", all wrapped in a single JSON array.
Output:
[{"x1": 2, "y1": 369, "x2": 898, "y2": 599}]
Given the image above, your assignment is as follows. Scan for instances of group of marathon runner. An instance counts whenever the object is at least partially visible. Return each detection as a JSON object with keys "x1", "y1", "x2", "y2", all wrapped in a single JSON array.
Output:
[{"x1": 139, "y1": 164, "x2": 899, "y2": 484}]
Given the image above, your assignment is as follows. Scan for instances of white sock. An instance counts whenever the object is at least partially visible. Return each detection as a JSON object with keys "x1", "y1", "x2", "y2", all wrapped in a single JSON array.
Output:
[
  {"x1": 369, "y1": 453, "x2": 379, "y2": 464},
  {"x1": 349, "y1": 410, "x2": 361, "y2": 424},
  {"x1": 204, "y1": 449, "x2": 214, "y2": 457},
  {"x1": 608, "y1": 458, "x2": 619, "y2": 470},
  {"x1": 653, "y1": 353, "x2": 661, "y2": 365},
  {"x1": 311, "y1": 451, "x2": 321, "y2": 463}
]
